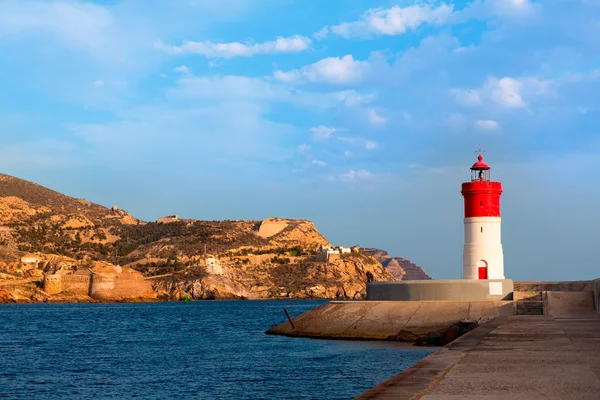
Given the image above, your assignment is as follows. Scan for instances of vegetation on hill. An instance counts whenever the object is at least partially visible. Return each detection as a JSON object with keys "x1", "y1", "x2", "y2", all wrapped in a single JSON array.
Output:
[{"x1": 0, "y1": 173, "x2": 429, "y2": 302}]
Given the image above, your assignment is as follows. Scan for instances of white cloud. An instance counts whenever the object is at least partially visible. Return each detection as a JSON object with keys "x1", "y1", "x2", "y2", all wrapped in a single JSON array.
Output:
[
  {"x1": 313, "y1": 26, "x2": 329, "y2": 40},
  {"x1": 312, "y1": 159, "x2": 327, "y2": 167},
  {"x1": 310, "y1": 126, "x2": 336, "y2": 140},
  {"x1": 274, "y1": 54, "x2": 370, "y2": 85},
  {"x1": 452, "y1": 76, "x2": 551, "y2": 109},
  {"x1": 91, "y1": 80, "x2": 104, "y2": 88},
  {"x1": 325, "y1": 4, "x2": 454, "y2": 39},
  {"x1": 450, "y1": 89, "x2": 483, "y2": 107},
  {"x1": 344, "y1": 150, "x2": 353, "y2": 157},
  {"x1": 475, "y1": 119, "x2": 500, "y2": 130},
  {"x1": 452, "y1": 0, "x2": 537, "y2": 22},
  {"x1": 488, "y1": 0, "x2": 536, "y2": 17},
  {"x1": 0, "y1": 1, "x2": 113, "y2": 51},
  {"x1": 489, "y1": 77, "x2": 526, "y2": 108},
  {"x1": 453, "y1": 45, "x2": 475, "y2": 54},
  {"x1": 339, "y1": 169, "x2": 374, "y2": 182},
  {"x1": 156, "y1": 35, "x2": 311, "y2": 58},
  {"x1": 297, "y1": 144, "x2": 311, "y2": 153},
  {"x1": 173, "y1": 65, "x2": 191, "y2": 74},
  {"x1": 170, "y1": 75, "x2": 375, "y2": 111},
  {"x1": 331, "y1": 90, "x2": 376, "y2": 107},
  {"x1": 71, "y1": 102, "x2": 299, "y2": 166},
  {"x1": 366, "y1": 108, "x2": 386, "y2": 125},
  {"x1": 364, "y1": 140, "x2": 378, "y2": 150},
  {"x1": 0, "y1": 0, "x2": 160, "y2": 66}
]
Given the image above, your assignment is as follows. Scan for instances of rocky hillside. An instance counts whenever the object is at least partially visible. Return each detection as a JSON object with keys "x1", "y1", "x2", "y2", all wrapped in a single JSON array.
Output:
[
  {"x1": 362, "y1": 248, "x2": 432, "y2": 280},
  {"x1": 0, "y1": 174, "x2": 395, "y2": 302}
]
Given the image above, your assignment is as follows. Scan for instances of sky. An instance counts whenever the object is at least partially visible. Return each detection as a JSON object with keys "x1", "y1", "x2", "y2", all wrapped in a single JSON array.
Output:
[{"x1": 0, "y1": 0, "x2": 599, "y2": 281}]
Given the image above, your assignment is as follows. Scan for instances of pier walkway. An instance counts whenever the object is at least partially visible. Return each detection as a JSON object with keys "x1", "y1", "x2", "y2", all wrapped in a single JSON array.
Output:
[{"x1": 356, "y1": 315, "x2": 600, "y2": 400}]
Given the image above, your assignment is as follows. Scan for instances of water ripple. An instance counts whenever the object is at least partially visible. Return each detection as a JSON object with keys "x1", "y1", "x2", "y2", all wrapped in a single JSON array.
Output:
[{"x1": 0, "y1": 301, "x2": 433, "y2": 399}]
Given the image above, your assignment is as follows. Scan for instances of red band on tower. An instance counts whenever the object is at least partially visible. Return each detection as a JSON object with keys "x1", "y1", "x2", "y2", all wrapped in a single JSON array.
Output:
[
  {"x1": 461, "y1": 154, "x2": 503, "y2": 218},
  {"x1": 461, "y1": 181, "x2": 502, "y2": 217}
]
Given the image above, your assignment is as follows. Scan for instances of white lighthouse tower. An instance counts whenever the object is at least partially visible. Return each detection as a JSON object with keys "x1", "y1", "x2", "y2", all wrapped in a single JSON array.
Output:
[{"x1": 461, "y1": 154, "x2": 505, "y2": 280}]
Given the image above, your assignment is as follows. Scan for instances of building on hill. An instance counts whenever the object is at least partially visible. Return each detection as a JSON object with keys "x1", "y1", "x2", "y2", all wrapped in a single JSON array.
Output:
[
  {"x1": 206, "y1": 257, "x2": 223, "y2": 275},
  {"x1": 20, "y1": 254, "x2": 42, "y2": 264}
]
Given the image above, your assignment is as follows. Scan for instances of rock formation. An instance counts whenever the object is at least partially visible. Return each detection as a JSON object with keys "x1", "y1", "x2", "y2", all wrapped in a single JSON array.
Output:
[
  {"x1": 363, "y1": 248, "x2": 432, "y2": 280},
  {"x1": 257, "y1": 217, "x2": 288, "y2": 238}
]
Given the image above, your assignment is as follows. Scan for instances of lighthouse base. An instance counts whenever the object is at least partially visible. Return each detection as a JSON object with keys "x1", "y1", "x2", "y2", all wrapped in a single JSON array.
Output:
[{"x1": 367, "y1": 279, "x2": 514, "y2": 301}]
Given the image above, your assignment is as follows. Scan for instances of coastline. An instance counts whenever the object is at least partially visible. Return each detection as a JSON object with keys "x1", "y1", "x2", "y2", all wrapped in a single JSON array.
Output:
[{"x1": 0, "y1": 286, "x2": 342, "y2": 304}]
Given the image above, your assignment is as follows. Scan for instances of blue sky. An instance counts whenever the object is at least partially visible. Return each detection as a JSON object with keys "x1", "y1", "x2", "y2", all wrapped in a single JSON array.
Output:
[{"x1": 1, "y1": 0, "x2": 599, "y2": 280}]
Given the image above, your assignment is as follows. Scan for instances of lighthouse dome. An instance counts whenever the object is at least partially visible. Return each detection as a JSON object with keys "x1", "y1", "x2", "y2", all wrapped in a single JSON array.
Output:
[{"x1": 471, "y1": 155, "x2": 491, "y2": 170}]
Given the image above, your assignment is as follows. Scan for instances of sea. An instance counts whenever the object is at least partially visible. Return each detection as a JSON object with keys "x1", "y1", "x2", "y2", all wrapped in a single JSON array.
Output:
[{"x1": 0, "y1": 300, "x2": 434, "y2": 400}]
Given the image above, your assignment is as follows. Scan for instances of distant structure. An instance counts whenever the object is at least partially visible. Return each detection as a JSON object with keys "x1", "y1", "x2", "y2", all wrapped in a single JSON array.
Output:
[
  {"x1": 20, "y1": 254, "x2": 42, "y2": 264},
  {"x1": 43, "y1": 264, "x2": 152, "y2": 300},
  {"x1": 314, "y1": 245, "x2": 358, "y2": 263},
  {"x1": 461, "y1": 154, "x2": 505, "y2": 280},
  {"x1": 206, "y1": 257, "x2": 224, "y2": 275},
  {"x1": 157, "y1": 215, "x2": 179, "y2": 224}
]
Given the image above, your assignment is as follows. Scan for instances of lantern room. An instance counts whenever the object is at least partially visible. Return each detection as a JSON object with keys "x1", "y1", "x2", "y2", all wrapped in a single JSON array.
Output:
[{"x1": 470, "y1": 155, "x2": 491, "y2": 182}]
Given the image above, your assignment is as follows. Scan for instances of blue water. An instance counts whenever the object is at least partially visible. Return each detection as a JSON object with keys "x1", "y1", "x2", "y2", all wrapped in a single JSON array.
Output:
[{"x1": 0, "y1": 301, "x2": 434, "y2": 399}]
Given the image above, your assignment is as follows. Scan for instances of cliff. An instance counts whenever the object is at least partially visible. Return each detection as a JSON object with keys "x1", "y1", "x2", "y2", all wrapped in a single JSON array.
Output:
[
  {"x1": 0, "y1": 174, "x2": 396, "y2": 302},
  {"x1": 362, "y1": 248, "x2": 432, "y2": 280}
]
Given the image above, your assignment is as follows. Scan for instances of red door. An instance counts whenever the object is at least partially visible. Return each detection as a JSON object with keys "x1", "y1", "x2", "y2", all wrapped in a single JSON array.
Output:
[{"x1": 478, "y1": 267, "x2": 488, "y2": 280}]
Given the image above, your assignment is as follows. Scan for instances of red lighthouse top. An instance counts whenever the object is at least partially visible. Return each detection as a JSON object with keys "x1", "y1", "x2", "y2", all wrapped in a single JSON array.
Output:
[
  {"x1": 461, "y1": 154, "x2": 502, "y2": 218},
  {"x1": 471, "y1": 155, "x2": 490, "y2": 170}
]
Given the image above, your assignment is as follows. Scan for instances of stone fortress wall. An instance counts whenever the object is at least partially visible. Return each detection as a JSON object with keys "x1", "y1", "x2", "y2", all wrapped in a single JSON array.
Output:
[
  {"x1": 43, "y1": 266, "x2": 152, "y2": 300},
  {"x1": 60, "y1": 275, "x2": 91, "y2": 296},
  {"x1": 88, "y1": 266, "x2": 151, "y2": 301},
  {"x1": 43, "y1": 274, "x2": 91, "y2": 296},
  {"x1": 42, "y1": 275, "x2": 63, "y2": 295}
]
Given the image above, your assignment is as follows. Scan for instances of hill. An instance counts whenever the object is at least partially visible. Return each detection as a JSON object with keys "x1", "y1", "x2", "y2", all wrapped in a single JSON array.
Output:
[{"x1": 0, "y1": 174, "x2": 399, "y2": 301}]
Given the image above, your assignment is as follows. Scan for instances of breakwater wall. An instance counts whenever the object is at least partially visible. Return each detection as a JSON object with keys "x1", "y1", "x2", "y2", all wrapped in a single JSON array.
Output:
[
  {"x1": 367, "y1": 279, "x2": 514, "y2": 301},
  {"x1": 266, "y1": 300, "x2": 515, "y2": 341},
  {"x1": 515, "y1": 279, "x2": 600, "y2": 315}
]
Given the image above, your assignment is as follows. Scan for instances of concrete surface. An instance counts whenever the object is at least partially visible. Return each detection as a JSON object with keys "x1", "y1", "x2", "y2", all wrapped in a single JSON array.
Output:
[
  {"x1": 367, "y1": 280, "x2": 514, "y2": 301},
  {"x1": 266, "y1": 300, "x2": 515, "y2": 340},
  {"x1": 356, "y1": 315, "x2": 600, "y2": 400},
  {"x1": 545, "y1": 291, "x2": 596, "y2": 316}
]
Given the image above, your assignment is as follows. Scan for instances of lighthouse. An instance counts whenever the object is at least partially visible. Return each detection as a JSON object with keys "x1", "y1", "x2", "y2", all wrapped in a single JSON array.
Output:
[
  {"x1": 461, "y1": 154, "x2": 505, "y2": 280},
  {"x1": 367, "y1": 151, "x2": 513, "y2": 301}
]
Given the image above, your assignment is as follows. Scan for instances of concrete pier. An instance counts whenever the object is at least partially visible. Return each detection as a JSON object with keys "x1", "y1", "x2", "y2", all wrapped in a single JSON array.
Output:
[
  {"x1": 356, "y1": 314, "x2": 600, "y2": 399},
  {"x1": 266, "y1": 300, "x2": 515, "y2": 341}
]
